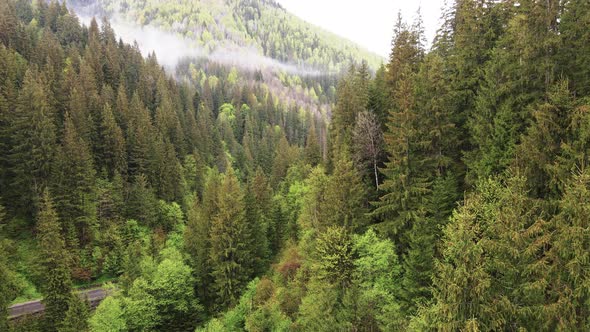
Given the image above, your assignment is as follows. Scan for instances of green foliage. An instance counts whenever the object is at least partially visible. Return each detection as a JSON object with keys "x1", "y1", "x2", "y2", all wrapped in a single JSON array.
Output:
[
  {"x1": 36, "y1": 189, "x2": 73, "y2": 331},
  {"x1": 89, "y1": 296, "x2": 126, "y2": 332},
  {"x1": 59, "y1": 296, "x2": 90, "y2": 332},
  {"x1": 209, "y1": 168, "x2": 252, "y2": 309},
  {"x1": 546, "y1": 170, "x2": 590, "y2": 330},
  {"x1": 0, "y1": 202, "x2": 18, "y2": 329}
]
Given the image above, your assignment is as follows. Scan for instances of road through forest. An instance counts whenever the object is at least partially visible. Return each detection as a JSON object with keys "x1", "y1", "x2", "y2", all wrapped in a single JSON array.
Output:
[{"x1": 8, "y1": 288, "x2": 108, "y2": 320}]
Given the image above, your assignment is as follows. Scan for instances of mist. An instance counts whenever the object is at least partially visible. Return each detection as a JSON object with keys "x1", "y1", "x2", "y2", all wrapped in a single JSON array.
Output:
[{"x1": 75, "y1": 10, "x2": 323, "y2": 77}]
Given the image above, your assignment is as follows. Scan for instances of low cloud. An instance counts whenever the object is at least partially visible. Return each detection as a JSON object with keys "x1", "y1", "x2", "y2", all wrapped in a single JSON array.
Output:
[{"x1": 75, "y1": 9, "x2": 322, "y2": 76}]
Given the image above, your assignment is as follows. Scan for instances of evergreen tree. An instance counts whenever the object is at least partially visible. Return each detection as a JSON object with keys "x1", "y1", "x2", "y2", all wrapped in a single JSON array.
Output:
[
  {"x1": 9, "y1": 68, "x2": 57, "y2": 216},
  {"x1": 428, "y1": 176, "x2": 549, "y2": 331},
  {"x1": 52, "y1": 113, "x2": 97, "y2": 248},
  {"x1": 126, "y1": 174, "x2": 158, "y2": 227},
  {"x1": 465, "y1": 0, "x2": 559, "y2": 182},
  {"x1": 0, "y1": 202, "x2": 19, "y2": 331},
  {"x1": 324, "y1": 150, "x2": 367, "y2": 232},
  {"x1": 245, "y1": 168, "x2": 272, "y2": 275},
  {"x1": 373, "y1": 17, "x2": 428, "y2": 243},
  {"x1": 37, "y1": 189, "x2": 73, "y2": 331},
  {"x1": 209, "y1": 167, "x2": 252, "y2": 309},
  {"x1": 304, "y1": 119, "x2": 322, "y2": 167},
  {"x1": 98, "y1": 103, "x2": 127, "y2": 178},
  {"x1": 558, "y1": 0, "x2": 590, "y2": 96},
  {"x1": 547, "y1": 170, "x2": 590, "y2": 330},
  {"x1": 59, "y1": 295, "x2": 90, "y2": 332}
]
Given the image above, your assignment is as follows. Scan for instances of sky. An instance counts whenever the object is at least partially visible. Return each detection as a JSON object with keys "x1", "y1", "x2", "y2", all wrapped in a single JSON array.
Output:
[{"x1": 277, "y1": 0, "x2": 447, "y2": 57}]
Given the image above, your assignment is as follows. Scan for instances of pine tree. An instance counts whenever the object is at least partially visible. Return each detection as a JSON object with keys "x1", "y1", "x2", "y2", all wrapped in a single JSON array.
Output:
[
  {"x1": 209, "y1": 167, "x2": 252, "y2": 309},
  {"x1": 37, "y1": 189, "x2": 73, "y2": 332}
]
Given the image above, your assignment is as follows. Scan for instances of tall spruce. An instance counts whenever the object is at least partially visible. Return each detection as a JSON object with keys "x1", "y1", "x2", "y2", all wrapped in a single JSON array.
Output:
[
  {"x1": 37, "y1": 189, "x2": 73, "y2": 331},
  {"x1": 547, "y1": 170, "x2": 590, "y2": 330},
  {"x1": 209, "y1": 167, "x2": 252, "y2": 309},
  {"x1": 52, "y1": 113, "x2": 97, "y2": 248}
]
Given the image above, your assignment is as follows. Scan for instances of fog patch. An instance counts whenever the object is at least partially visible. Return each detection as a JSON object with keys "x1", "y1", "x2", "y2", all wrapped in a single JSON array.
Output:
[{"x1": 74, "y1": 10, "x2": 323, "y2": 76}]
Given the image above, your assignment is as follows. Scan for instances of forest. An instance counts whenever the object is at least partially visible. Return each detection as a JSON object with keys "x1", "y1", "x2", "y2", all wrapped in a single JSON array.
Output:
[{"x1": 0, "y1": 0, "x2": 589, "y2": 331}]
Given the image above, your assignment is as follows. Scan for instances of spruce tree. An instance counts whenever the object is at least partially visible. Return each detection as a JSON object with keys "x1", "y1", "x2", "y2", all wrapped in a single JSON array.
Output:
[
  {"x1": 373, "y1": 17, "x2": 428, "y2": 243},
  {"x1": 0, "y1": 202, "x2": 19, "y2": 331},
  {"x1": 9, "y1": 68, "x2": 57, "y2": 216},
  {"x1": 324, "y1": 149, "x2": 367, "y2": 232},
  {"x1": 37, "y1": 189, "x2": 73, "y2": 331},
  {"x1": 209, "y1": 167, "x2": 252, "y2": 309},
  {"x1": 126, "y1": 174, "x2": 158, "y2": 227},
  {"x1": 429, "y1": 176, "x2": 549, "y2": 331},
  {"x1": 52, "y1": 113, "x2": 97, "y2": 248},
  {"x1": 558, "y1": 0, "x2": 590, "y2": 96},
  {"x1": 59, "y1": 295, "x2": 90, "y2": 332},
  {"x1": 245, "y1": 168, "x2": 272, "y2": 275},
  {"x1": 98, "y1": 103, "x2": 127, "y2": 178},
  {"x1": 465, "y1": 0, "x2": 559, "y2": 182},
  {"x1": 547, "y1": 170, "x2": 590, "y2": 330}
]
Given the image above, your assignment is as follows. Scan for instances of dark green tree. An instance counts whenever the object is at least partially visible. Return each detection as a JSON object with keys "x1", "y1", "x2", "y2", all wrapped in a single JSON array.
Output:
[
  {"x1": 37, "y1": 189, "x2": 73, "y2": 332},
  {"x1": 209, "y1": 167, "x2": 252, "y2": 309},
  {"x1": 52, "y1": 113, "x2": 97, "y2": 248},
  {"x1": 58, "y1": 295, "x2": 90, "y2": 332}
]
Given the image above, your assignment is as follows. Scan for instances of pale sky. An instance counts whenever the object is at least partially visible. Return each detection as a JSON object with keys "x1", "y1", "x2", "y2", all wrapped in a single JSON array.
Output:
[{"x1": 277, "y1": 0, "x2": 447, "y2": 57}]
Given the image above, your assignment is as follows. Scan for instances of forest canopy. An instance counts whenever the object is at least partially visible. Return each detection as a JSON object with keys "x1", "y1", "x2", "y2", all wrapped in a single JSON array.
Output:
[{"x1": 0, "y1": 0, "x2": 589, "y2": 331}]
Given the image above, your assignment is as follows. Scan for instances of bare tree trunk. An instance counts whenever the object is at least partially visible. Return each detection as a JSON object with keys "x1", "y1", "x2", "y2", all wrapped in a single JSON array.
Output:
[{"x1": 373, "y1": 159, "x2": 379, "y2": 189}]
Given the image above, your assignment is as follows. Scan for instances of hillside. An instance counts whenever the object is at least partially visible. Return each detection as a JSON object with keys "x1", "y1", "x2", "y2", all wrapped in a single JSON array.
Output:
[
  {"x1": 2, "y1": 0, "x2": 590, "y2": 331},
  {"x1": 71, "y1": 0, "x2": 383, "y2": 72}
]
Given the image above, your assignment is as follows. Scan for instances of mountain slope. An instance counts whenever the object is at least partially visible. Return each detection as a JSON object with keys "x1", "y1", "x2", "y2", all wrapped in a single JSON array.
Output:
[{"x1": 71, "y1": 0, "x2": 383, "y2": 72}]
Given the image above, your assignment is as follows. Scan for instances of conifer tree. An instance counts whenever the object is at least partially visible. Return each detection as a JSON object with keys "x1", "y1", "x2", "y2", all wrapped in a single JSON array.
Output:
[
  {"x1": 155, "y1": 138, "x2": 184, "y2": 203},
  {"x1": 37, "y1": 189, "x2": 73, "y2": 331},
  {"x1": 245, "y1": 168, "x2": 272, "y2": 275},
  {"x1": 373, "y1": 17, "x2": 428, "y2": 242},
  {"x1": 558, "y1": 0, "x2": 590, "y2": 96},
  {"x1": 126, "y1": 174, "x2": 158, "y2": 227},
  {"x1": 98, "y1": 103, "x2": 127, "y2": 178},
  {"x1": 127, "y1": 93, "x2": 156, "y2": 179},
  {"x1": 52, "y1": 113, "x2": 97, "y2": 248},
  {"x1": 59, "y1": 295, "x2": 90, "y2": 332},
  {"x1": 9, "y1": 69, "x2": 57, "y2": 216},
  {"x1": 185, "y1": 168, "x2": 220, "y2": 308},
  {"x1": 324, "y1": 150, "x2": 367, "y2": 232},
  {"x1": 0, "y1": 203, "x2": 18, "y2": 331},
  {"x1": 547, "y1": 170, "x2": 590, "y2": 330},
  {"x1": 429, "y1": 176, "x2": 549, "y2": 331},
  {"x1": 465, "y1": 0, "x2": 559, "y2": 182},
  {"x1": 304, "y1": 119, "x2": 322, "y2": 167},
  {"x1": 209, "y1": 167, "x2": 252, "y2": 309}
]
